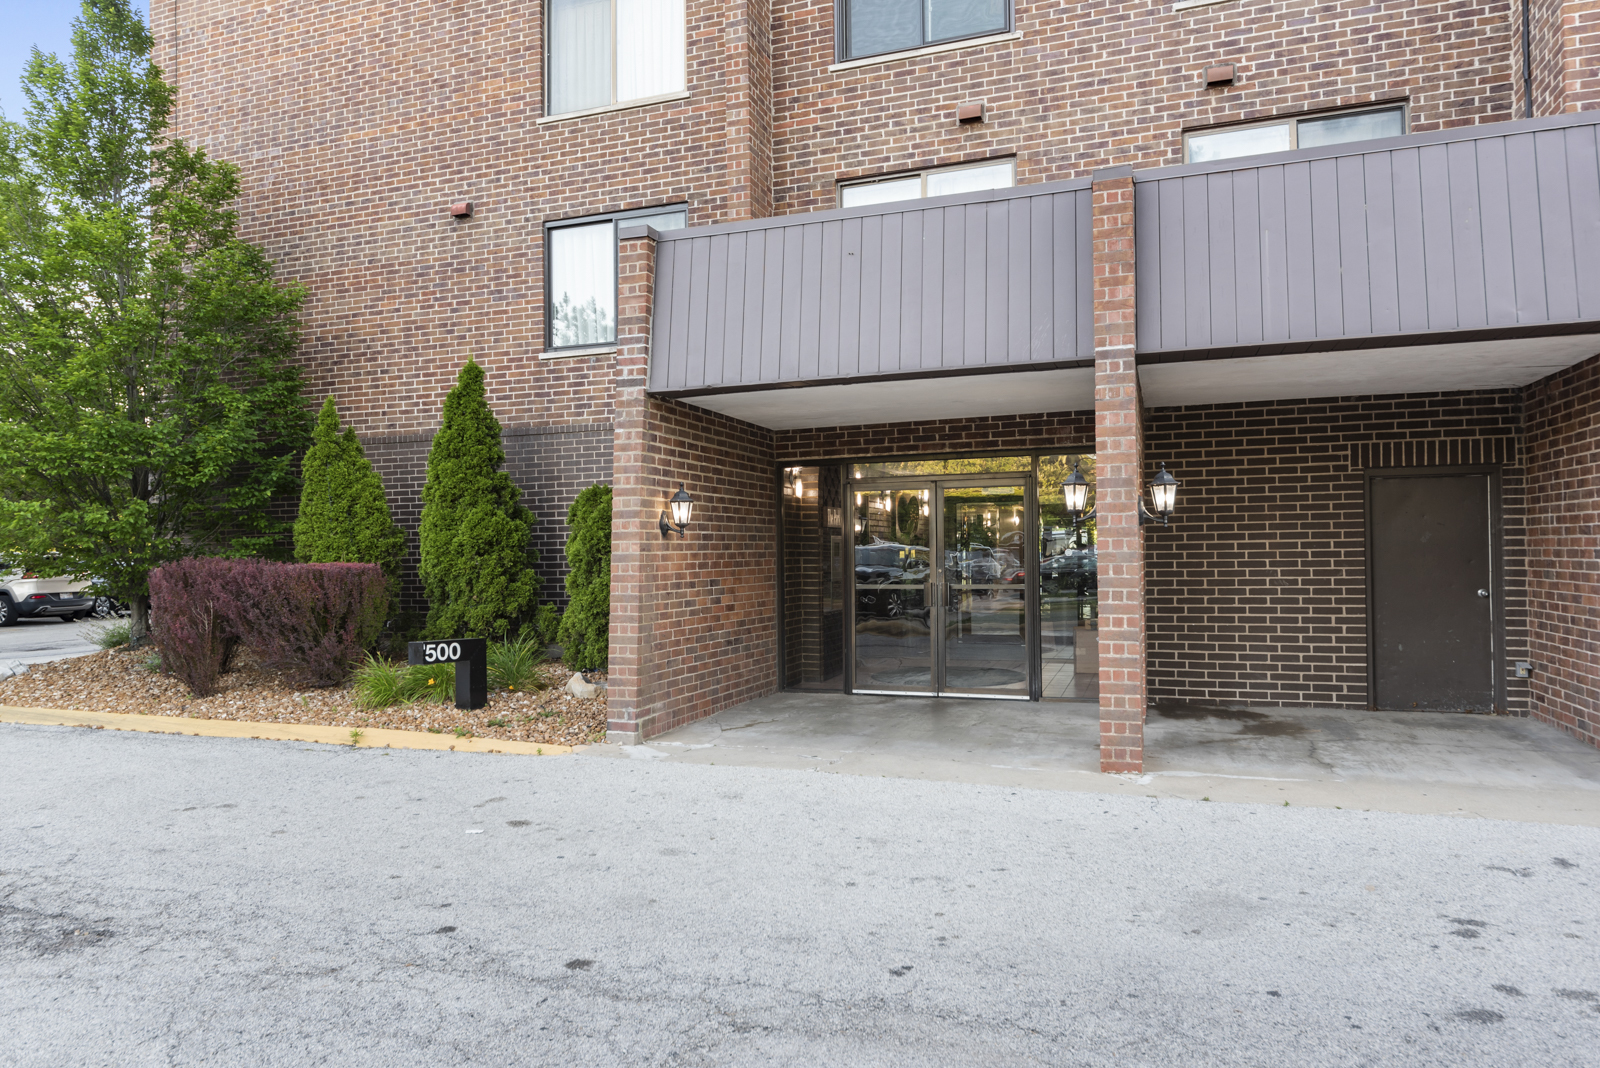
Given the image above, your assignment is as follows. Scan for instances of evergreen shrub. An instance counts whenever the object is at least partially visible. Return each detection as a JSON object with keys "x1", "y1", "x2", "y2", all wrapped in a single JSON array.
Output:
[
  {"x1": 418, "y1": 360, "x2": 539, "y2": 638},
  {"x1": 294, "y1": 397, "x2": 407, "y2": 587},
  {"x1": 558, "y1": 483, "x2": 612, "y2": 671}
]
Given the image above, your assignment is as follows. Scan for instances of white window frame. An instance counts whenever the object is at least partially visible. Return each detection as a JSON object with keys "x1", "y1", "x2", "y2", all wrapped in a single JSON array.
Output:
[
  {"x1": 544, "y1": 0, "x2": 686, "y2": 120},
  {"x1": 836, "y1": 0, "x2": 1014, "y2": 64},
  {"x1": 1183, "y1": 103, "x2": 1408, "y2": 164},
  {"x1": 837, "y1": 158, "x2": 1016, "y2": 208}
]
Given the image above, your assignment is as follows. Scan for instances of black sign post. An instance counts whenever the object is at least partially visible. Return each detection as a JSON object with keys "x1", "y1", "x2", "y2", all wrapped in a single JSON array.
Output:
[{"x1": 407, "y1": 638, "x2": 488, "y2": 710}]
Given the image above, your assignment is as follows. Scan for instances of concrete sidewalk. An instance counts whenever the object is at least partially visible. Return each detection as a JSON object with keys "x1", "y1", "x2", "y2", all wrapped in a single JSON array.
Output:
[{"x1": 585, "y1": 693, "x2": 1600, "y2": 826}]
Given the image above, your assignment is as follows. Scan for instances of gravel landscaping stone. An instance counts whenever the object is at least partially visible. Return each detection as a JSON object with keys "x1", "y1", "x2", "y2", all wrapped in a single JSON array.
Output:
[{"x1": 0, "y1": 645, "x2": 607, "y2": 748}]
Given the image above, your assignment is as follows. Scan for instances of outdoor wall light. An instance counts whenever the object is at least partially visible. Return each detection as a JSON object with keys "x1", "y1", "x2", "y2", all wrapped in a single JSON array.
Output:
[
  {"x1": 1147, "y1": 463, "x2": 1180, "y2": 523},
  {"x1": 659, "y1": 483, "x2": 695, "y2": 538},
  {"x1": 1061, "y1": 458, "x2": 1091, "y2": 516},
  {"x1": 1061, "y1": 458, "x2": 1180, "y2": 526}
]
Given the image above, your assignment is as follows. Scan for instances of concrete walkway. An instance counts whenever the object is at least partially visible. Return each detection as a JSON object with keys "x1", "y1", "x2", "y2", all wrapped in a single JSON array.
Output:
[{"x1": 587, "y1": 693, "x2": 1600, "y2": 826}]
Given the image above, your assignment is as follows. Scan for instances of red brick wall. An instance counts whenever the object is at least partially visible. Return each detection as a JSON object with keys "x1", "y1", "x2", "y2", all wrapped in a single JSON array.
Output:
[
  {"x1": 770, "y1": 0, "x2": 1516, "y2": 214},
  {"x1": 1143, "y1": 390, "x2": 1529, "y2": 714},
  {"x1": 1523, "y1": 353, "x2": 1600, "y2": 748},
  {"x1": 1519, "y1": 0, "x2": 1568, "y2": 115},
  {"x1": 1560, "y1": 0, "x2": 1600, "y2": 110}
]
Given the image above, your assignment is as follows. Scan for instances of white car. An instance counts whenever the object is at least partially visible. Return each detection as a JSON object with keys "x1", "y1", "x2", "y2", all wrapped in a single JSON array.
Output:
[{"x1": 0, "y1": 571, "x2": 94, "y2": 626}]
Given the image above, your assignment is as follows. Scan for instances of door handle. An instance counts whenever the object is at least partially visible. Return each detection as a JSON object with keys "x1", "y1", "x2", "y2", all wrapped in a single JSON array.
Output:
[{"x1": 1477, "y1": 589, "x2": 1489, "y2": 598}]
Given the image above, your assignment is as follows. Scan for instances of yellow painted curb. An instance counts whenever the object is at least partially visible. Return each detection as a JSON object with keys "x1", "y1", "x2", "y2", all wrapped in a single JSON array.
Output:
[{"x1": 0, "y1": 705, "x2": 576, "y2": 756}]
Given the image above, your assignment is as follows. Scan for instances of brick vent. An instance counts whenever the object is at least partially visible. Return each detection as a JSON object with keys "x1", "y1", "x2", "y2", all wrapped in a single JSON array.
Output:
[{"x1": 1352, "y1": 437, "x2": 1519, "y2": 470}]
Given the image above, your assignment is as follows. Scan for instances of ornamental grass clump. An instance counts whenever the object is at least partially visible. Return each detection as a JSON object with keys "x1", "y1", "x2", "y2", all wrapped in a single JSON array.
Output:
[
  {"x1": 351, "y1": 653, "x2": 410, "y2": 709},
  {"x1": 487, "y1": 636, "x2": 547, "y2": 692},
  {"x1": 558, "y1": 484, "x2": 611, "y2": 671},
  {"x1": 406, "y1": 662, "x2": 455, "y2": 704}
]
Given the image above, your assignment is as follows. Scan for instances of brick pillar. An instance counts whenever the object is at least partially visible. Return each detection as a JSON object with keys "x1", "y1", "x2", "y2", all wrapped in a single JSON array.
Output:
[
  {"x1": 1091, "y1": 166, "x2": 1146, "y2": 774},
  {"x1": 724, "y1": 0, "x2": 773, "y2": 221},
  {"x1": 607, "y1": 227, "x2": 659, "y2": 744}
]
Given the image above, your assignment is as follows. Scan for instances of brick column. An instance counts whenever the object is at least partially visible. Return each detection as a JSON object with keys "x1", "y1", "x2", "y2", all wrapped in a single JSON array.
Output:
[
  {"x1": 1091, "y1": 166, "x2": 1146, "y2": 774},
  {"x1": 607, "y1": 227, "x2": 659, "y2": 744}
]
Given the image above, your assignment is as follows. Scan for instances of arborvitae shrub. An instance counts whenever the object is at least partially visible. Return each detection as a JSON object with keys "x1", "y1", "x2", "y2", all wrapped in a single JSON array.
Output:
[
  {"x1": 294, "y1": 397, "x2": 407, "y2": 587},
  {"x1": 558, "y1": 483, "x2": 611, "y2": 671},
  {"x1": 148, "y1": 558, "x2": 245, "y2": 697},
  {"x1": 418, "y1": 360, "x2": 539, "y2": 638}
]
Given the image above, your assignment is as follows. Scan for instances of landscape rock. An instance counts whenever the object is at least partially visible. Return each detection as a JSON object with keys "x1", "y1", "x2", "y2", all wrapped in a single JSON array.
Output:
[
  {"x1": 566, "y1": 672, "x2": 600, "y2": 700},
  {"x1": 0, "y1": 660, "x2": 28, "y2": 682}
]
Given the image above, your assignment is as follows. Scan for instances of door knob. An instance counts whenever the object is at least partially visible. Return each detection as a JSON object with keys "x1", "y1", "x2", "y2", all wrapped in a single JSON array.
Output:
[{"x1": 1477, "y1": 589, "x2": 1489, "y2": 598}]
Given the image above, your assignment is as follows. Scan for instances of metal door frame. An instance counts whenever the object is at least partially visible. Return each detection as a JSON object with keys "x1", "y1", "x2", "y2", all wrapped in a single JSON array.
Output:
[
  {"x1": 848, "y1": 472, "x2": 1037, "y2": 700},
  {"x1": 1362, "y1": 465, "x2": 1505, "y2": 712}
]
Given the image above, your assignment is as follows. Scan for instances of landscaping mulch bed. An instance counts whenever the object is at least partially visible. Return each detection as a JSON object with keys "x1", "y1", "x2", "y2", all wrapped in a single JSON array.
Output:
[{"x1": 0, "y1": 645, "x2": 608, "y2": 748}]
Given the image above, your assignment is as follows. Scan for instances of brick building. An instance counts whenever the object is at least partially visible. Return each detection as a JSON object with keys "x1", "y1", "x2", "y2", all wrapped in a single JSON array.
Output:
[{"x1": 154, "y1": 0, "x2": 1600, "y2": 768}]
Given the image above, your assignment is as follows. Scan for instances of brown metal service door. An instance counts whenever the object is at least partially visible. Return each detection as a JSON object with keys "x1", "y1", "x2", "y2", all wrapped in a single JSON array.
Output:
[{"x1": 1369, "y1": 474, "x2": 1495, "y2": 711}]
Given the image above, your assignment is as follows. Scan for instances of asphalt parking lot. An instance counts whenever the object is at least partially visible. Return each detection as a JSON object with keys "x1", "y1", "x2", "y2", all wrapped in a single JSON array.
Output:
[
  {"x1": 0, "y1": 617, "x2": 104, "y2": 667},
  {"x1": 3, "y1": 723, "x2": 1597, "y2": 1067}
]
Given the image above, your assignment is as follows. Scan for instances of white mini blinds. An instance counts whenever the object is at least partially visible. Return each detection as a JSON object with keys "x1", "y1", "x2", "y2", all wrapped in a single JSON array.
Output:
[
  {"x1": 838, "y1": 159, "x2": 1014, "y2": 208},
  {"x1": 1186, "y1": 106, "x2": 1405, "y2": 164},
  {"x1": 547, "y1": 0, "x2": 686, "y2": 116},
  {"x1": 843, "y1": 0, "x2": 1009, "y2": 61},
  {"x1": 547, "y1": 208, "x2": 687, "y2": 350}
]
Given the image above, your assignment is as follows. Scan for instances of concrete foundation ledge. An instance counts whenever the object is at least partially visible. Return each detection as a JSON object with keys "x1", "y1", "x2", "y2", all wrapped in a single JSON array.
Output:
[
  {"x1": 606, "y1": 728, "x2": 642, "y2": 745},
  {"x1": 0, "y1": 705, "x2": 576, "y2": 756}
]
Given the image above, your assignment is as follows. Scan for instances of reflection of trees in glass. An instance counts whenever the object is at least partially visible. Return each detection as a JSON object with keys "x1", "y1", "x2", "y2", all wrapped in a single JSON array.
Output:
[
  {"x1": 892, "y1": 492, "x2": 923, "y2": 545},
  {"x1": 552, "y1": 291, "x2": 614, "y2": 347},
  {"x1": 1039, "y1": 453, "x2": 1095, "y2": 550},
  {"x1": 854, "y1": 455, "x2": 1032, "y2": 478}
]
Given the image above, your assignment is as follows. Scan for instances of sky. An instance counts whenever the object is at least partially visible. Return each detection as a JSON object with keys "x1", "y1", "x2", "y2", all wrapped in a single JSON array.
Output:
[{"x1": 0, "y1": 2, "x2": 97, "y2": 122}]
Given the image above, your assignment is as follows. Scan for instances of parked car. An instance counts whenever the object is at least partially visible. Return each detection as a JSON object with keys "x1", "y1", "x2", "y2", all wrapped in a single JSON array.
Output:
[
  {"x1": 0, "y1": 571, "x2": 95, "y2": 625},
  {"x1": 1037, "y1": 549, "x2": 1098, "y2": 597},
  {"x1": 855, "y1": 542, "x2": 929, "y2": 619}
]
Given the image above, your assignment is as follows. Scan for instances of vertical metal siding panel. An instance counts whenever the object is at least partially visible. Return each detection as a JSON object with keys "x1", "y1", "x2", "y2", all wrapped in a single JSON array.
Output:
[
  {"x1": 954, "y1": 205, "x2": 982, "y2": 366},
  {"x1": 899, "y1": 210, "x2": 925, "y2": 372},
  {"x1": 1418, "y1": 144, "x2": 1460, "y2": 329},
  {"x1": 1231, "y1": 169, "x2": 1264, "y2": 345},
  {"x1": 979, "y1": 199, "x2": 1004, "y2": 362},
  {"x1": 667, "y1": 239, "x2": 696, "y2": 389},
  {"x1": 1206, "y1": 172, "x2": 1237, "y2": 346},
  {"x1": 719, "y1": 232, "x2": 748, "y2": 388},
  {"x1": 1158, "y1": 180, "x2": 1187, "y2": 350},
  {"x1": 1536, "y1": 129, "x2": 1581, "y2": 320},
  {"x1": 1283, "y1": 162, "x2": 1317, "y2": 339},
  {"x1": 921, "y1": 207, "x2": 947, "y2": 369},
  {"x1": 1076, "y1": 189, "x2": 1094, "y2": 358},
  {"x1": 1475, "y1": 138, "x2": 1519, "y2": 327},
  {"x1": 880, "y1": 213, "x2": 907, "y2": 373},
  {"x1": 741, "y1": 231, "x2": 771, "y2": 385},
  {"x1": 1564, "y1": 126, "x2": 1600, "y2": 318},
  {"x1": 1335, "y1": 154, "x2": 1372, "y2": 337},
  {"x1": 1258, "y1": 167, "x2": 1290, "y2": 342},
  {"x1": 701, "y1": 234, "x2": 730, "y2": 388},
  {"x1": 684, "y1": 238, "x2": 712, "y2": 390},
  {"x1": 837, "y1": 216, "x2": 864, "y2": 377},
  {"x1": 1135, "y1": 181, "x2": 1162, "y2": 351},
  {"x1": 1029, "y1": 195, "x2": 1054, "y2": 360},
  {"x1": 857, "y1": 215, "x2": 884, "y2": 377},
  {"x1": 798, "y1": 223, "x2": 826, "y2": 380},
  {"x1": 1007, "y1": 197, "x2": 1035, "y2": 361},
  {"x1": 647, "y1": 240, "x2": 675, "y2": 392},
  {"x1": 773, "y1": 227, "x2": 802, "y2": 382},
  {"x1": 1504, "y1": 133, "x2": 1549, "y2": 322},
  {"x1": 815, "y1": 219, "x2": 843, "y2": 380},
  {"x1": 1182, "y1": 175, "x2": 1212, "y2": 345},
  {"x1": 1446, "y1": 140, "x2": 1489, "y2": 329},
  {"x1": 1308, "y1": 158, "x2": 1344, "y2": 337},
  {"x1": 1390, "y1": 148, "x2": 1431, "y2": 332},
  {"x1": 1363, "y1": 153, "x2": 1401, "y2": 335}
]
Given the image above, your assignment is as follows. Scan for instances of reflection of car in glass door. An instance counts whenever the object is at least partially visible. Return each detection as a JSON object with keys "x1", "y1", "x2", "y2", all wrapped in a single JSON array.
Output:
[{"x1": 854, "y1": 542, "x2": 929, "y2": 618}]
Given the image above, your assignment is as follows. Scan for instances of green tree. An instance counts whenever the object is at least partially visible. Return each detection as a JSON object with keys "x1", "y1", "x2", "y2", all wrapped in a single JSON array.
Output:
[
  {"x1": 0, "y1": 1, "x2": 308, "y2": 642},
  {"x1": 558, "y1": 483, "x2": 611, "y2": 671},
  {"x1": 294, "y1": 396, "x2": 406, "y2": 588},
  {"x1": 418, "y1": 359, "x2": 538, "y2": 637}
]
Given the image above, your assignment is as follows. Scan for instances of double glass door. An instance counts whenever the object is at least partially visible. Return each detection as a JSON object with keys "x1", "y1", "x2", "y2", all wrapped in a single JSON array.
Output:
[{"x1": 851, "y1": 478, "x2": 1031, "y2": 698}]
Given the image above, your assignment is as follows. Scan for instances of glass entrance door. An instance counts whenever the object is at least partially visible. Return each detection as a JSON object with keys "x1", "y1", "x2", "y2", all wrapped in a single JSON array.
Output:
[{"x1": 851, "y1": 478, "x2": 1032, "y2": 698}]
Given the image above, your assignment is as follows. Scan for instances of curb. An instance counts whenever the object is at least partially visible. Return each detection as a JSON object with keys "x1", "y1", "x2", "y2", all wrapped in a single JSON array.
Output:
[{"x1": 0, "y1": 705, "x2": 577, "y2": 756}]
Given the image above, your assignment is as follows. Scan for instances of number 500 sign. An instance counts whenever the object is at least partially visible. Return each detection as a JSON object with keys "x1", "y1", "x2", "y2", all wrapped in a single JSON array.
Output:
[{"x1": 406, "y1": 638, "x2": 488, "y2": 710}]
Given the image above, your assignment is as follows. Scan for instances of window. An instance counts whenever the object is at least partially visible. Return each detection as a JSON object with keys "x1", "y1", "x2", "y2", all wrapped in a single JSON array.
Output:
[
  {"x1": 546, "y1": 206, "x2": 686, "y2": 352},
  {"x1": 838, "y1": 158, "x2": 1014, "y2": 208},
  {"x1": 547, "y1": 0, "x2": 685, "y2": 116},
  {"x1": 1185, "y1": 105, "x2": 1406, "y2": 164},
  {"x1": 840, "y1": 0, "x2": 1010, "y2": 62}
]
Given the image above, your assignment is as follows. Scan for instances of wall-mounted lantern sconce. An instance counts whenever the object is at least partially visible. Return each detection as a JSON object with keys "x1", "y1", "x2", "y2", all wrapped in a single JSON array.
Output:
[
  {"x1": 1061, "y1": 458, "x2": 1180, "y2": 526},
  {"x1": 792, "y1": 470, "x2": 805, "y2": 499},
  {"x1": 659, "y1": 482, "x2": 695, "y2": 538}
]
